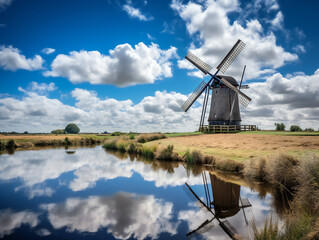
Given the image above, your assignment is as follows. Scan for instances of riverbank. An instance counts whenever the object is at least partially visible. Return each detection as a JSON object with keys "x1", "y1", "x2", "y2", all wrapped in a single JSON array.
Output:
[
  {"x1": 102, "y1": 133, "x2": 319, "y2": 239},
  {"x1": 0, "y1": 134, "x2": 112, "y2": 150}
]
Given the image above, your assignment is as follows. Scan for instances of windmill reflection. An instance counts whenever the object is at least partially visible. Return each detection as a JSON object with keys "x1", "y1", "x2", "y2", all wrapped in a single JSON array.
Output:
[{"x1": 185, "y1": 172, "x2": 252, "y2": 239}]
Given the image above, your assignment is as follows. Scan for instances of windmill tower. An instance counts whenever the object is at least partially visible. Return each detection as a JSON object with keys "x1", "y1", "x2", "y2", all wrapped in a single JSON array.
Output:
[{"x1": 181, "y1": 40, "x2": 253, "y2": 132}]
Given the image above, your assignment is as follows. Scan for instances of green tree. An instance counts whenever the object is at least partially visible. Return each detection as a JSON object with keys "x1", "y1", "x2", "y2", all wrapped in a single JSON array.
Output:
[
  {"x1": 64, "y1": 123, "x2": 80, "y2": 134},
  {"x1": 51, "y1": 129, "x2": 65, "y2": 134},
  {"x1": 290, "y1": 125, "x2": 302, "y2": 132},
  {"x1": 275, "y1": 123, "x2": 285, "y2": 131}
]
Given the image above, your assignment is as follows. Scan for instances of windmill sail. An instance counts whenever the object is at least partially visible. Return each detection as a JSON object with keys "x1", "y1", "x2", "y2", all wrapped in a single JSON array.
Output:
[
  {"x1": 217, "y1": 40, "x2": 246, "y2": 74},
  {"x1": 220, "y1": 78, "x2": 251, "y2": 107},
  {"x1": 185, "y1": 51, "x2": 213, "y2": 75},
  {"x1": 181, "y1": 81, "x2": 208, "y2": 112}
]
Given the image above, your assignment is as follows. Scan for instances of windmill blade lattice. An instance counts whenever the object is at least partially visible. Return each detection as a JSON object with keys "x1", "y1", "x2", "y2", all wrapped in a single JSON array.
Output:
[
  {"x1": 219, "y1": 77, "x2": 251, "y2": 107},
  {"x1": 217, "y1": 40, "x2": 246, "y2": 74},
  {"x1": 181, "y1": 81, "x2": 208, "y2": 112},
  {"x1": 185, "y1": 51, "x2": 213, "y2": 75}
]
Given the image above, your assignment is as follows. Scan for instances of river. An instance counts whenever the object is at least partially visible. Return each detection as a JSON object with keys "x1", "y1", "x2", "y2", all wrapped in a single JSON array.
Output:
[{"x1": 0, "y1": 146, "x2": 282, "y2": 239}]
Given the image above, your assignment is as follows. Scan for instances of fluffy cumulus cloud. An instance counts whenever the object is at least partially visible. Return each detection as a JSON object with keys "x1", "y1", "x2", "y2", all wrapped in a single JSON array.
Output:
[
  {"x1": 171, "y1": 0, "x2": 298, "y2": 80},
  {"x1": 123, "y1": 1, "x2": 152, "y2": 21},
  {"x1": 0, "y1": 209, "x2": 39, "y2": 237},
  {"x1": 0, "y1": 85, "x2": 201, "y2": 132},
  {"x1": 241, "y1": 69, "x2": 319, "y2": 129},
  {"x1": 0, "y1": 45, "x2": 44, "y2": 71},
  {"x1": 41, "y1": 193, "x2": 178, "y2": 239},
  {"x1": 44, "y1": 42, "x2": 177, "y2": 87},
  {"x1": 1, "y1": 66, "x2": 319, "y2": 132}
]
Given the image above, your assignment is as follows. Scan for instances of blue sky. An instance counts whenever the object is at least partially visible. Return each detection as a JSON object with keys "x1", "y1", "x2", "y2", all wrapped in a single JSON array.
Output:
[{"x1": 0, "y1": 0, "x2": 318, "y2": 132}]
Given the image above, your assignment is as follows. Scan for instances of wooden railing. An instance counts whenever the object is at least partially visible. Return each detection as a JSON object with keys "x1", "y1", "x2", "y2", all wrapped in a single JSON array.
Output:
[{"x1": 199, "y1": 125, "x2": 257, "y2": 133}]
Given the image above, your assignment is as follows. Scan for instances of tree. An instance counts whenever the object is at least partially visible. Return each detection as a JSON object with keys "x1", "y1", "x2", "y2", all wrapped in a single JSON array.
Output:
[
  {"x1": 275, "y1": 123, "x2": 285, "y2": 131},
  {"x1": 290, "y1": 125, "x2": 302, "y2": 132},
  {"x1": 64, "y1": 123, "x2": 80, "y2": 134},
  {"x1": 51, "y1": 129, "x2": 65, "y2": 134}
]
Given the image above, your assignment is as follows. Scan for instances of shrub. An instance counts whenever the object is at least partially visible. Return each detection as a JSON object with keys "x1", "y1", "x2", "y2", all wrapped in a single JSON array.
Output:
[
  {"x1": 290, "y1": 125, "x2": 302, "y2": 132},
  {"x1": 129, "y1": 134, "x2": 135, "y2": 140},
  {"x1": 51, "y1": 129, "x2": 65, "y2": 134},
  {"x1": 64, "y1": 123, "x2": 80, "y2": 134},
  {"x1": 275, "y1": 123, "x2": 285, "y2": 131},
  {"x1": 111, "y1": 131, "x2": 124, "y2": 136},
  {"x1": 6, "y1": 140, "x2": 18, "y2": 149},
  {"x1": 64, "y1": 137, "x2": 71, "y2": 146},
  {"x1": 304, "y1": 128, "x2": 314, "y2": 132}
]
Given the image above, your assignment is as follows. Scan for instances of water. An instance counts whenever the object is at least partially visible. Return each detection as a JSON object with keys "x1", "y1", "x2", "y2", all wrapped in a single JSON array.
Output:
[{"x1": 0, "y1": 147, "x2": 280, "y2": 239}]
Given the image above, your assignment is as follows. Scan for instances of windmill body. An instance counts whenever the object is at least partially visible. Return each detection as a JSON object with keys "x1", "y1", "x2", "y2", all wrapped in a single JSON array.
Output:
[
  {"x1": 208, "y1": 76, "x2": 241, "y2": 126},
  {"x1": 181, "y1": 39, "x2": 253, "y2": 132}
]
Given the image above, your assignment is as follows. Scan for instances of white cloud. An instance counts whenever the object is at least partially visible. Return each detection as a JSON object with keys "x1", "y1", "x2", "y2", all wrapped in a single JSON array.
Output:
[
  {"x1": 44, "y1": 42, "x2": 177, "y2": 87},
  {"x1": 147, "y1": 33, "x2": 155, "y2": 40},
  {"x1": 1, "y1": 65, "x2": 319, "y2": 132},
  {"x1": 123, "y1": 2, "x2": 152, "y2": 21},
  {"x1": 271, "y1": 11, "x2": 284, "y2": 29},
  {"x1": 19, "y1": 82, "x2": 57, "y2": 96},
  {"x1": 241, "y1": 69, "x2": 319, "y2": 129},
  {"x1": 0, "y1": 45, "x2": 44, "y2": 71},
  {"x1": 41, "y1": 193, "x2": 178, "y2": 239},
  {"x1": 0, "y1": 0, "x2": 12, "y2": 9},
  {"x1": 41, "y1": 48, "x2": 55, "y2": 55},
  {"x1": 293, "y1": 44, "x2": 306, "y2": 53},
  {"x1": 171, "y1": 0, "x2": 298, "y2": 80},
  {"x1": 0, "y1": 209, "x2": 39, "y2": 237},
  {"x1": 36, "y1": 228, "x2": 51, "y2": 237}
]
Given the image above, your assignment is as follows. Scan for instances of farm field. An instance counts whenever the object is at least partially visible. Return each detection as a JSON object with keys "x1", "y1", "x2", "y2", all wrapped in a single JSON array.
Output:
[{"x1": 148, "y1": 132, "x2": 319, "y2": 161}]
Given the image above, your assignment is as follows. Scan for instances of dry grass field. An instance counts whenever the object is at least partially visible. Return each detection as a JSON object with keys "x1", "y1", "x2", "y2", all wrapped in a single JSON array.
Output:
[{"x1": 147, "y1": 133, "x2": 319, "y2": 161}]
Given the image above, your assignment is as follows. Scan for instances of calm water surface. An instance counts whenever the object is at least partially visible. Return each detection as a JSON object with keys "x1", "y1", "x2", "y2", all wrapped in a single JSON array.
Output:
[{"x1": 0, "y1": 147, "x2": 280, "y2": 239}]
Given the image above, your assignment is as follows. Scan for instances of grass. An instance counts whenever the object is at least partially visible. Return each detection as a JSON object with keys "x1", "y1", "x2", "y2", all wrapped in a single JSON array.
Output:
[
  {"x1": 164, "y1": 132, "x2": 203, "y2": 137},
  {"x1": 239, "y1": 131, "x2": 319, "y2": 136}
]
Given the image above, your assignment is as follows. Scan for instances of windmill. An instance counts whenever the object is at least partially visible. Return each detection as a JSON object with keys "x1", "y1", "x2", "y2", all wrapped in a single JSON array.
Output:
[
  {"x1": 184, "y1": 172, "x2": 252, "y2": 239},
  {"x1": 181, "y1": 39, "x2": 252, "y2": 132}
]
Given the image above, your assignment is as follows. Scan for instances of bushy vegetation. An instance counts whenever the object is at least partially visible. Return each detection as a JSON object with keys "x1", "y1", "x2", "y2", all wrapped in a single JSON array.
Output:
[
  {"x1": 246, "y1": 155, "x2": 319, "y2": 239},
  {"x1": 65, "y1": 123, "x2": 80, "y2": 134},
  {"x1": 111, "y1": 131, "x2": 125, "y2": 136},
  {"x1": 51, "y1": 129, "x2": 65, "y2": 134},
  {"x1": 136, "y1": 133, "x2": 166, "y2": 143},
  {"x1": 290, "y1": 125, "x2": 302, "y2": 132},
  {"x1": 275, "y1": 123, "x2": 285, "y2": 131},
  {"x1": 304, "y1": 128, "x2": 315, "y2": 132}
]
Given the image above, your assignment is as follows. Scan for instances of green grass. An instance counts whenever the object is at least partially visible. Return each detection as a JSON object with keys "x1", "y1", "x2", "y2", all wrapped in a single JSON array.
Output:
[
  {"x1": 239, "y1": 131, "x2": 319, "y2": 136},
  {"x1": 164, "y1": 132, "x2": 203, "y2": 137}
]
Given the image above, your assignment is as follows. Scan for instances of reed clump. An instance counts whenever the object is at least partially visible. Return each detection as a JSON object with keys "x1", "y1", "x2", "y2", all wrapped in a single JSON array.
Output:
[
  {"x1": 136, "y1": 133, "x2": 166, "y2": 143},
  {"x1": 294, "y1": 155, "x2": 319, "y2": 214},
  {"x1": 215, "y1": 159, "x2": 244, "y2": 173},
  {"x1": 155, "y1": 145, "x2": 180, "y2": 161},
  {"x1": 184, "y1": 149, "x2": 215, "y2": 165}
]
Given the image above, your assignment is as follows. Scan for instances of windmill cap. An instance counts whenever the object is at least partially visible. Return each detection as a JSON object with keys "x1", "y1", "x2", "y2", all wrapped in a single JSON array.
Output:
[{"x1": 216, "y1": 75, "x2": 239, "y2": 87}]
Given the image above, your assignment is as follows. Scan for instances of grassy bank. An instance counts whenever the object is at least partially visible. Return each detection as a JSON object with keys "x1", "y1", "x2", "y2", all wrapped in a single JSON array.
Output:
[{"x1": 0, "y1": 134, "x2": 113, "y2": 151}]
